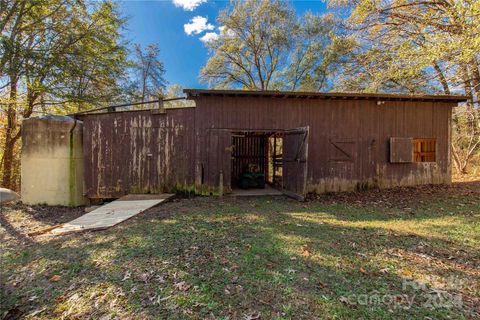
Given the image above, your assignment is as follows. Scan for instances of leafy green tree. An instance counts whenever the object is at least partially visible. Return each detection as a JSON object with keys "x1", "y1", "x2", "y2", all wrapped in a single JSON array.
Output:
[
  {"x1": 200, "y1": 0, "x2": 346, "y2": 91},
  {"x1": 0, "y1": 0, "x2": 129, "y2": 189},
  {"x1": 165, "y1": 84, "x2": 184, "y2": 99},
  {"x1": 330, "y1": 0, "x2": 480, "y2": 173},
  {"x1": 164, "y1": 84, "x2": 194, "y2": 108}
]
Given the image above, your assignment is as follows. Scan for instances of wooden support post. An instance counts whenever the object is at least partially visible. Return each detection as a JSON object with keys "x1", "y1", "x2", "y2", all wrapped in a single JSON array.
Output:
[
  {"x1": 219, "y1": 170, "x2": 224, "y2": 198},
  {"x1": 273, "y1": 135, "x2": 277, "y2": 185},
  {"x1": 158, "y1": 98, "x2": 165, "y2": 114}
]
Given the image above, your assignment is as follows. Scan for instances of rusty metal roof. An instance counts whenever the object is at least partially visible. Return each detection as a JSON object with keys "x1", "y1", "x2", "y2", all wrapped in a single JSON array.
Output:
[{"x1": 184, "y1": 89, "x2": 468, "y2": 102}]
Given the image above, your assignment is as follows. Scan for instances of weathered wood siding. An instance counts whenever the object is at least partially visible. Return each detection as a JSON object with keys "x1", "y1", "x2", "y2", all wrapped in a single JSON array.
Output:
[
  {"x1": 80, "y1": 96, "x2": 454, "y2": 198},
  {"x1": 193, "y1": 96, "x2": 453, "y2": 193},
  {"x1": 80, "y1": 108, "x2": 196, "y2": 198}
]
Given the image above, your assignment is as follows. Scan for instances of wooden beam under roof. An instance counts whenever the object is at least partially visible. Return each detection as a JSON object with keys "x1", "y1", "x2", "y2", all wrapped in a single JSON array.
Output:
[{"x1": 183, "y1": 89, "x2": 468, "y2": 103}]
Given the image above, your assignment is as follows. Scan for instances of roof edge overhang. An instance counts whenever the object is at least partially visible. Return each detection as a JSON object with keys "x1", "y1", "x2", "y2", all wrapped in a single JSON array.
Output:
[{"x1": 184, "y1": 89, "x2": 468, "y2": 103}]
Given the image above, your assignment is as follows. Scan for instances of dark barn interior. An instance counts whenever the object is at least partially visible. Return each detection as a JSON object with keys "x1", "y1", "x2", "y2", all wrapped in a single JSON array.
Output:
[{"x1": 230, "y1": 132, "x2": 284, "y2": 190}]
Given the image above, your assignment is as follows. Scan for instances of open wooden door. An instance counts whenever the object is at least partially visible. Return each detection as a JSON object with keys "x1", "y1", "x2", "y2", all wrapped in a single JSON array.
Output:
[{"x1": 283, "y1": 127, "x2": 309, "y2": 200}]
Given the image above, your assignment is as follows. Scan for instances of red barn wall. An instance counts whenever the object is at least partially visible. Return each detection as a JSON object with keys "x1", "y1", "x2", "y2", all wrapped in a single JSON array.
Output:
[{"x1": 80, "y1": 96, "x2": 454, "y2": 198}]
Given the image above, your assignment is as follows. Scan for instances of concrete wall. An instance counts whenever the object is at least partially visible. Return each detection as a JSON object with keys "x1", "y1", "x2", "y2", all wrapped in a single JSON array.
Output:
[{"x1": 21, "y1": 115, "x2": 86, "y2": 206}]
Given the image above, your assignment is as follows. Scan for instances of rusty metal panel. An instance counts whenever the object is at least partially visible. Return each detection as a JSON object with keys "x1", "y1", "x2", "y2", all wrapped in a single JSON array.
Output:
[{"x1": 389, "y1": 137, "x2": 413, "y2": 163}]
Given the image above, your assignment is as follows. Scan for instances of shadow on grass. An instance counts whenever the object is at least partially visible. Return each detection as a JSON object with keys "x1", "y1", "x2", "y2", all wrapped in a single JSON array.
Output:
[
  {"x1": 1, "y1": 202, "x2": 85, "y2": 247},
  {"x1": 309, "y1": 187, "x2": 479, "y2": 224},
  {"x1": 0, "y1": 212, "x2": 34, "y2": 245},
  {"x1": 9, "y1": 202, "x2": 85, "y2": 225},
  {"x1": 1, "y1": 196, "x2": 479, "y2": 319}
]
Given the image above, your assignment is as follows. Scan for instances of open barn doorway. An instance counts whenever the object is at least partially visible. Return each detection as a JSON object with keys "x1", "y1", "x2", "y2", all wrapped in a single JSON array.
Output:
[{"x1": 231, "y1": 131, "x2": 284, "y2": 196}]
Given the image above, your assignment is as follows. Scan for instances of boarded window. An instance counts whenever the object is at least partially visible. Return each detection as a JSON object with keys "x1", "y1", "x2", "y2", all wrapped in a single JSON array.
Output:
[
  {"x1": 329, "y1": 139, "x2": 356, "y2": 162},
  {"x1": 412, "y1": 138, "x2": 436, "y2": 162},
  {"x1": 389, "y1": 137, "x2": 413, "y2": 163}
]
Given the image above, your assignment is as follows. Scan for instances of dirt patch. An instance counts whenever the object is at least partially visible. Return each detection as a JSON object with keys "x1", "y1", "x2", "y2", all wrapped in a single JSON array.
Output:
[
  {"x1": 0, "y1": 203, "x2": 85, "y2": 247},
  {"x1": 308, "y1": 181, "x2": 480, "y2": 210}
]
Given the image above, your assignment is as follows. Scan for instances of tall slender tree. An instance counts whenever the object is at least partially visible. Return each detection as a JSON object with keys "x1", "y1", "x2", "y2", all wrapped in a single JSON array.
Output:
[
  {"x1": 0, "y1": 0, "x2": 129, "y2": 189},
  {"x1": 133, "y1": 44, "x2": 167, "y2": 102}
]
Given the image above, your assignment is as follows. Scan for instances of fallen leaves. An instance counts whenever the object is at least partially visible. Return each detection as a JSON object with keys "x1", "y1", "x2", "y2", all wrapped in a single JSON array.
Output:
[
  {"x1": 2, "y1": 188, "x2": 478, "y2": 319},
  {"x1": 244, "y1": 312, "x2": 261, "y2": 320},
  {"x1": 307, "y1": 182, "x2": 480, "y2": 211},
  {"x1": 121, "y1": 271, "x2": 131, "y2": 281},
  {"x1": 285, "y1": 268, "x2": 296, "y2": 274},
  {"x1": 49, "y1": 275, "x2": 61, "y2": 282},
  {"x1": 379, "y1": 267, "x2": 390, "y2": 274},
  {"x1": 265, "y1": 262, "x2": 276, "y2": 270},
  {"x1": 138, "y1": 272, "x2": 151, "y2": 283},
  {"x1": 174, "y1": 281, "x2": 191, "y2": 292},
  {"x1": 339, "y1": 296, "x2": 349, "y2": 304},
  {"x1": 300, "y1": 244, "x2": 311, "y2": 257}
]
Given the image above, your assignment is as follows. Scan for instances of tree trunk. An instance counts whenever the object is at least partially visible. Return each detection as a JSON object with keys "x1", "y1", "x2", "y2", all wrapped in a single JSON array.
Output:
[
  {"x1": 471, "y1": 58, "x2": 480, "y2": 97},
  {"x1": 1, "y1": 79, "x2": 19, "y2": 189},
  {"x1": 433, "y1": 61, "x2": 450, "y2": 94},
  {"x1": 460, "y1": 63, "x2": 474, "y2": 110},
  {"x1": 451, "y1": 145, "x2": 465, "y2": 174},
  {"x1": 1, "y1": 79, "x2": 38, "y2": 189},
  {"x1": 470, "y1": 58, "x2": 480, "y2": 114}
]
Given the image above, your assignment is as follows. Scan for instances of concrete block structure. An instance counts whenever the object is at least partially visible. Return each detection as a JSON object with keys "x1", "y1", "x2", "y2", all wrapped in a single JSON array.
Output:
[{"x1": 21, "y1": 115, "x2": 85, "y2": 206}]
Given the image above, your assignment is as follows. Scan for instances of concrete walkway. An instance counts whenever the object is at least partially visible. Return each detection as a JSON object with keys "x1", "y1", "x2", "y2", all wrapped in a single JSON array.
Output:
[
  {"x1": 51, "y1": 194, "x2": 173, "y2": 235},
  {"x1": 230, "y1": 185, "x2": 283, "y2": 197}
]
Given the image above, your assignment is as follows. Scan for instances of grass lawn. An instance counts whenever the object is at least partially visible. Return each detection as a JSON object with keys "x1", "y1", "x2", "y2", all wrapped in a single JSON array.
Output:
[{"x1": 1, "y1": 183, "x2": 479, "y2": 319}]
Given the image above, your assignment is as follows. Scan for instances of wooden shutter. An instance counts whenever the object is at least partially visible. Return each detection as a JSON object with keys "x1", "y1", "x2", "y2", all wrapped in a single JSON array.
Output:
[{"x1": 389, "y1": 137, "x2": 413, "y2": 163}]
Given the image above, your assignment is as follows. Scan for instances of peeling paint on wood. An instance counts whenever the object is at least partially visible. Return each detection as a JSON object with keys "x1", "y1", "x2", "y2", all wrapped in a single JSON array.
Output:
[
  {"x1": 79, "y1": 109, "x2": 195, "y2": 198},
  {"x1": 79, "y1": 98, "x2": 455, "y2": 198}
]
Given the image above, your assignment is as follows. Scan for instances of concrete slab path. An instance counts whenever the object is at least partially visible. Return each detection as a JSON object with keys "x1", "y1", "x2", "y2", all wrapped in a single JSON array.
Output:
[
  {"x1": 230, "y1": 185, "x2": 283, "y2": 197},
  {"x1": 51, "y1": 193, "x2": 173, "y2": 235}
]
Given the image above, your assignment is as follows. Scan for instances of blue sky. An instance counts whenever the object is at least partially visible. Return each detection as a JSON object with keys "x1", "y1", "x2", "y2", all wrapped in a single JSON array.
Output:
[{"x1": 119, "y1": 0, "x2": 328, "y2": 89}]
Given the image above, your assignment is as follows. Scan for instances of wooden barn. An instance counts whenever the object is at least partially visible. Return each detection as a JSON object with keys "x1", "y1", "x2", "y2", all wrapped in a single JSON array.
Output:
[{"x1": 76, "y1": 89, "x2": 467, "y2": 200}]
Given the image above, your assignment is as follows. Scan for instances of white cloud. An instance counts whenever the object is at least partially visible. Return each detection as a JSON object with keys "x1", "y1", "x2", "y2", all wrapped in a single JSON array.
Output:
[
  {"x1": 218, "y1": 25, "x2": 235, "y2": 38},
  {"x1": 198, "y1": 26, "x2": 235, "y2": 44},
  {"x1": 184, "y1": 16, "x2": 215, "y2": 36},
  {"x1": 172, "y1": 0, "x2": 206, "y2": 11},
  {"x1": 200, "y1": 32, "x2": 219, "y2": 43}
]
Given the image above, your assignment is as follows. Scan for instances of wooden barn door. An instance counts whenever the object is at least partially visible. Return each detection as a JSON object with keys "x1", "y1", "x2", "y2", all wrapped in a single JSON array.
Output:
[
  {"x1": 206, "y1": 130, "x2": 232, "y2": 193},
  {"x1": 283, "y1": 127, "x2": 309, "y2": 200}
]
